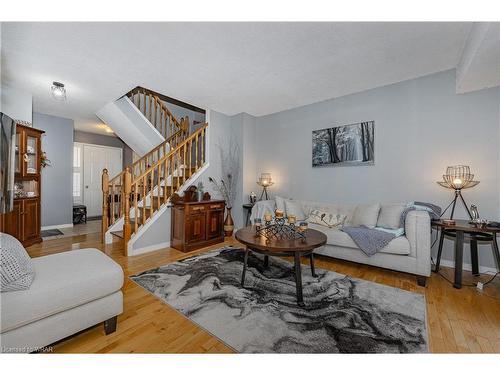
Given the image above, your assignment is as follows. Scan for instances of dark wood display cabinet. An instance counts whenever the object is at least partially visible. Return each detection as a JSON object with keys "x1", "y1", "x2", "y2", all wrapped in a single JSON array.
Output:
[
  {"x1": 0, "y1": 124, "x2": 44, "y2": 247},
  {"x1": 171, "y1": 200, "x2": 226, "y2": 252}
]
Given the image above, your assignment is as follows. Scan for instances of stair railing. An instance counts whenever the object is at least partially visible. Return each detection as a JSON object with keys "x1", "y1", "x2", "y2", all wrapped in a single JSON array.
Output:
[
  {"x1": 124, "y1": 123, "x2": 208, "y2": 246},
  {"x1": 127, "y1": 87, "x2": 189, "y2": 141},
  {"x1": 101, "y1": 127, "x2": 188, "y2": 239},
  {"x1": 102, "y1": 123, "x2": 207, "y2": 249}
]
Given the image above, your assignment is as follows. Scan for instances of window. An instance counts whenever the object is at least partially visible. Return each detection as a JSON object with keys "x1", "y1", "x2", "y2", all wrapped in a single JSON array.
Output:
[
  {"x1": 73, "y1": 172, "x2": 81, "y2": 198},
  {"x1": 73, "y1": 145, "x2": 81, "y2": 167},
  {"x1": 73, "y1": 144, "x2": 83, "y2": 203}
]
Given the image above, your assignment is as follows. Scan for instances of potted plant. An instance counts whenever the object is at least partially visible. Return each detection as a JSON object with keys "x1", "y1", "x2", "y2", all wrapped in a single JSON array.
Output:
[
  {"x1": 209, "y1": 138, "x2": 240, "y2": 237},
  {"x1": 197, "y1": 181, "x2": 205, "y2": 201}
]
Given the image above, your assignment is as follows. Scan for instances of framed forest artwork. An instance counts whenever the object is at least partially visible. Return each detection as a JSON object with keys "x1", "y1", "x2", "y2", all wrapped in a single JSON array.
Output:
[{"x1": 312, "y1": 121, "x2": 374, "y2": 167}]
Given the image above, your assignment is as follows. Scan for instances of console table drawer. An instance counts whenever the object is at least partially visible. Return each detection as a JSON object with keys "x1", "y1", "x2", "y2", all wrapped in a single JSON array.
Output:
[
  {"x1": 189, "y1": 205, "x2": 205, "y2": 213},
  {"x1": 209, "y1": 203, "x2": 224, "y2": 210}
]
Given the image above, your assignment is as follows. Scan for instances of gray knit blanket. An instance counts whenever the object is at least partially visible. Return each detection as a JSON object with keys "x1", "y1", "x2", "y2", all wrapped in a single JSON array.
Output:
[{"x1": 342, "y1": 226, "x2": 396, "y2": 257}]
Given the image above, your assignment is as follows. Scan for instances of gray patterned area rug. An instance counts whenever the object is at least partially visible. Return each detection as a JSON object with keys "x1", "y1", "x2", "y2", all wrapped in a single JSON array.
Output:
[{"x1": 130, "y1": 246, "x2": 428, "y2": 353}]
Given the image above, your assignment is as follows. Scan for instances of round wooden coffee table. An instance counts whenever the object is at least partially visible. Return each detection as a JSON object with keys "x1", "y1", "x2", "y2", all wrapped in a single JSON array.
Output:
[{"x1": 235, "y1": 226, "x2": 327, "y2": 306}]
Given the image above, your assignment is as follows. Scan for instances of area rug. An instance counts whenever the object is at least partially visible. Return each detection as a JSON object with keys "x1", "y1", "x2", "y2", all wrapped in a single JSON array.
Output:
[
  {"x1": 40, "y1": 229, "x2": 64, "y2": 237},
  {"x1": 130, "y1": 246, "x2": 428, "y2": 353}
]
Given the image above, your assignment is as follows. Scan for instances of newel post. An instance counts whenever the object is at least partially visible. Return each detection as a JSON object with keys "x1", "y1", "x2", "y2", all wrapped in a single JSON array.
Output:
[
  {"x1": 182, "y1": 116, "x2": 189, "y2": 134},
  {"x1": 101, "y1": 169, "x2": 109, "y2": 242},
  {"x1": 122, "y1": 167, "x2": 132, "y2": 254}
]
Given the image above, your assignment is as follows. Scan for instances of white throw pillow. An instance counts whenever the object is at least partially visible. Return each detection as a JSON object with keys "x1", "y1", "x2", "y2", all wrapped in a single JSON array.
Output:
[
  {"x1": 284, "y1": 200, "x2": 306, "y2": 221},
  {"x1": 307, "y1": 209, "x2": 346, "y2": 229},
  {"x1": 275, "y1": 196, "x2": 290, "y2": 213},
  {"x1": 351, "y1": 203, "x2": 381, "y2": 228},
  {"x1": 377, "y1": 204, "x2": 406, "y2": 229},
  {"x1": 0, "y1": 233, "x2": 35, "y2": 292}
]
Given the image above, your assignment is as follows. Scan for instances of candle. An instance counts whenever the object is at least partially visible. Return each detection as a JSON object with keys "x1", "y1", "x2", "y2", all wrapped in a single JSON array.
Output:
[
  {"x1": 275, "y1": 210, "x2": 284, "y2": 218},
  {"x1": 264, "y1": 212, "x2": 272, "y2": 222},
  {"x1": 254, "y1": 218, "x2": 262, "y2": 230},
  {"x1": 288, "y1": 214, "x2": 296, "y2": 224}
]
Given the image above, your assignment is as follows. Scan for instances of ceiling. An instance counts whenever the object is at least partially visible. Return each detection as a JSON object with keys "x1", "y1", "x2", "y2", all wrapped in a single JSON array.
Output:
[{"x1": 1, "y1": 22, "x2": 476, "y2": 135}]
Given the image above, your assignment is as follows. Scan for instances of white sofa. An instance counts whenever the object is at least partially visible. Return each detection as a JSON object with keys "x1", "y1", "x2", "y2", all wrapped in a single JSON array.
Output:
[
  {"x1": 0, "y1": 248, "x2": 124, "y2": 352},
  {"x1": 251, "y1": 199, "x2": 431, "y2": 286}
]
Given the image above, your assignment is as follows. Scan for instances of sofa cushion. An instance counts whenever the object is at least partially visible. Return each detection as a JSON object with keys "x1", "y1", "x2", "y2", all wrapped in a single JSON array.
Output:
[
  {"x1": 284, "y1": 200, "x2": 306, "y2": 221},
  {"x1": 308, "y1": 223, "x2": 410, "y2": 255},
  {"x1": 275, "y1": 196, "x2": 289, "y2": 213},
  {"x1": 0, "y1": 248, "x2": 123, "y2": 333},
  {"x1": 351, "y1": 203, "x2": 381, "y2": 228},
  {"x1": 307, "y1": 209, "x2": 346, "y2": 228},
  {"x1": 377, "y1": 204, "x2": 406, "y2": 229},
  {"x1": 1, "y1": 233, "x2": 35, "y2": 292}
]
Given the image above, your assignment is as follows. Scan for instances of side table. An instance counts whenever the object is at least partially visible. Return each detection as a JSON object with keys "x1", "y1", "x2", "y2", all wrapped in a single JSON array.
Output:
[
  {"x1": 242, "y1": 203, "x2": 254, "y2": 226},
  {"x1": 432, "y1": 219, "x2": 500, "y2": 288}
]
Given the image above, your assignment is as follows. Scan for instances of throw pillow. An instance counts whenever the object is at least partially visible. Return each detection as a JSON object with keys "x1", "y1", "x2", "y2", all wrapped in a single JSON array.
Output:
[
  {"x1": 307, "y1": 209, "x2": 346, "y2": 229},
  {"x1": 0, "y1": 233, "x2": 35, "y2": 292},
  {"x1": 284, "y1": 200, "x2": 306, "y2": 221},
  {"x1": 275, "y1": 196, "x2": 289, "y2": 213},
  {"x1": 377, "y1": 204, "x2": 406, "y2": 229},
  {"x1": 351, "y1": 203, "x2": 381, "y2": 228}
]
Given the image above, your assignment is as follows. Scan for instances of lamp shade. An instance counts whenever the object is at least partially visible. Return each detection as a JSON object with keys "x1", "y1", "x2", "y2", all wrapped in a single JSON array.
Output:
[
  {"x1": 257, "y1": 173, "x2": 273, "y2": 187},
  {"x1": 51, "y1": 81, "x2": 67, "y2": 101},
  {"x1": 437, "y1": 165, "x2": 479, "y2": 190}
]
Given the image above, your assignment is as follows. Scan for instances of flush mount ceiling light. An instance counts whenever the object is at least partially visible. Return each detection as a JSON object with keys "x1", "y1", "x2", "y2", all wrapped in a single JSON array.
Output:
[{"x1": 51, "y1": 81, "x2": 67, "y2": 101}]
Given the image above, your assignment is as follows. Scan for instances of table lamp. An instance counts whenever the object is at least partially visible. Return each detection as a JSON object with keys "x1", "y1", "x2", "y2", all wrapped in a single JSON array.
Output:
[
  {"x1": 257, "y1": 173, "x2": 274, "y2": 200},
  {"x1": 437, "y1": 165, "x2": 479, "y2": 219}
]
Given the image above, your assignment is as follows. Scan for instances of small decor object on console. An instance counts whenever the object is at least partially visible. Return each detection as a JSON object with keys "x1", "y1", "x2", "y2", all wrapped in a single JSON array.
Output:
[
  {"x1": 40, "y1": 151, "x2": 51, "y2": 168},
  {"x1": 437, "y1": 165, "x2": 479, "y2": 220},
  {"x1": 249, "y1": 192, "x2": 257, "y2": 204},
  {"x1": 313, "y1": 121, "x2": 374, "y2": 167}
]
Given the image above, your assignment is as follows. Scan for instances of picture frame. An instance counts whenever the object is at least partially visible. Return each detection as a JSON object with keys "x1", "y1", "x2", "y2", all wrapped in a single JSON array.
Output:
[{"x1": 312, "y1": 121, "x2": 375, "y2": 167}]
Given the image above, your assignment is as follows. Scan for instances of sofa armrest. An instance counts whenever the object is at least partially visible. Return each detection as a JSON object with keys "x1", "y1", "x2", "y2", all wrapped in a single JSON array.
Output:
[{"x1": 405, "y1": 210, "x2": 431, "y2": 276}]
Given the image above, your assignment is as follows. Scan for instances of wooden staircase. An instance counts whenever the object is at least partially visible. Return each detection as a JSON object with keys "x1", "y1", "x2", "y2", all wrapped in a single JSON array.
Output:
[{"x1": 102, "y1": 88, "x2": 208, "y2": 255}]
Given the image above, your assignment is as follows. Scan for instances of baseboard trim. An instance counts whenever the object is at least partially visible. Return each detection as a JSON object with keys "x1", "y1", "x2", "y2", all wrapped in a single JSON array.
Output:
[
  {"x1": 41, "y1": 223, "x2": 73, "y2": 230},
  {"x1": 130, "y1": 241, "x2": 171, "y2": 256},
  {"x1": 437, "y1": 259, "x2": 498, "y2": 274}
]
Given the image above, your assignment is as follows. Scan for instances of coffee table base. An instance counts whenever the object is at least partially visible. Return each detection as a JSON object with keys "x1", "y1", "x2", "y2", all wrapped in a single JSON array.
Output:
[{"x1": 240, "y1": 247, "x2": 317, "y2": 306}]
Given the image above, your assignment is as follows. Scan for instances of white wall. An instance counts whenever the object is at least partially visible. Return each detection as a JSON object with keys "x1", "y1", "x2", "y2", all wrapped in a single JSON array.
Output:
[
  {"x1": 34, "y1": 112, "x2": 74, "y2": 227},
  {"x1": 255, "y1": 70, "x2": 500, "y2": 269},
  {"x1": 0, "y1": 85, "x2": 32, "y2": 123}
]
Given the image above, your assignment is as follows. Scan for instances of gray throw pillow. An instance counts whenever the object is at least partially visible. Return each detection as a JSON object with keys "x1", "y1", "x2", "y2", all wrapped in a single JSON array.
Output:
[
  {"x1": 284, "y1": 200, "x2": 306, "y2": 221},
  {"x1": 377, "y1": 204, "x2": 406, "y2": 229},
  {"x1": 1, "y1": 233, "x2": 35, "y2": 292},
  {"x1": 351, "y1": 203, "x2": 381, "y2": 228},
  {"x1": 275, "y1": 196, "x2": 289, "y2": 213}
]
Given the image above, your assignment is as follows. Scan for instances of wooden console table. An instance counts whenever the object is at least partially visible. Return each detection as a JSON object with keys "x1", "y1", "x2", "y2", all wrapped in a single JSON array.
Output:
[
  {"x1": 171, "y1": 199, "x2": 226, "y2": 252},
  {"x1": 432, "y1": 219, "x2": 500, "y2": 288}
]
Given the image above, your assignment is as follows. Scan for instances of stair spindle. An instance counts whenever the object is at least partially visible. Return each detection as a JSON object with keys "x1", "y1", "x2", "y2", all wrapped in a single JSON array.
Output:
[{"x1": 101, "y1": 169, "x2": 109, "y2": 242}]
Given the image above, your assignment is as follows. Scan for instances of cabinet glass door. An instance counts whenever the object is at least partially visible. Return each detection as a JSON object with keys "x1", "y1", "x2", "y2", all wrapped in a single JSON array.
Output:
[
  {"x1": 15, "y1": 132, "x2": 21, "y2": 174},
  {"x1": 26, "y1": 135, "x2": 38, "y2": 175}
]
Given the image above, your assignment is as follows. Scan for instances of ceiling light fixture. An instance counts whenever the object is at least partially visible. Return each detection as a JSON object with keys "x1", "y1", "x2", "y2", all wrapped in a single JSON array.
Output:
[{"x1": 51, "y1": 81, "x2": 67, "y2": 101}]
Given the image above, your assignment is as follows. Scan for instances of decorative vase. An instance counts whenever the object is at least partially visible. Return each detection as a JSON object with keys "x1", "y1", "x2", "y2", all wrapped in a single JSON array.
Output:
[{"x1": 224, "y1": 208, "x2": 234, "y2": 237}]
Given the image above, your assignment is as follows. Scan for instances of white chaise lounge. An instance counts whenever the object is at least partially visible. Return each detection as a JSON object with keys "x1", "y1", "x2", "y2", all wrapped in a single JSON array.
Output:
[{"x1": 1, "y1": 246, "x2": 123, "y2": 352}]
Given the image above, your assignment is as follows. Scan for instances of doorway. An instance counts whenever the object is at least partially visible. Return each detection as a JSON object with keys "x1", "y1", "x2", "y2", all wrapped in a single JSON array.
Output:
[{"x1": 73, "y1": 142, "x2": 122, "y2": 218}]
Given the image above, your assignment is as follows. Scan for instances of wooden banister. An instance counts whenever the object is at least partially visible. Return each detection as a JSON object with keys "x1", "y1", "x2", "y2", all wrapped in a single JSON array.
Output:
[
  {"x1": 131, "y1": 123, "x2": 207, "y2": 185},
  {"x1": 122, "y1": 167, "x2": 132, "y2": 252},
  {"x1": 127, "y1": 87, "x2": 188, "y2": 141},
  {"x1": 101, "y1": 168, "x2": 109, "y2": 242},
  {"x1": 101, "y1": 123, "x2": 208, "y2": 254}
]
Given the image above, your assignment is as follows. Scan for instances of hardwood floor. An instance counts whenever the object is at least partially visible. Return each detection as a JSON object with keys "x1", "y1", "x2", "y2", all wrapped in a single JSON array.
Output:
[{"x1": 26, "y1": 232, "x2": 500, "y2": 353}]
